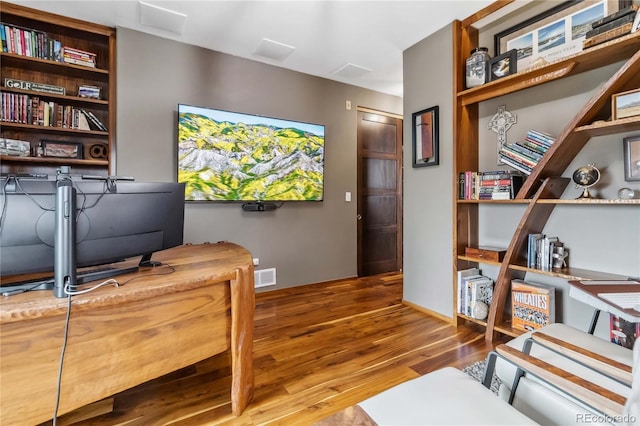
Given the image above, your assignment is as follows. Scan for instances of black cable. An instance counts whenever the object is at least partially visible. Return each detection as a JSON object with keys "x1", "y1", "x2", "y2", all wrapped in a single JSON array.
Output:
[{"x1": 52, "y1": 290, "x2": 73, "y2": 425}]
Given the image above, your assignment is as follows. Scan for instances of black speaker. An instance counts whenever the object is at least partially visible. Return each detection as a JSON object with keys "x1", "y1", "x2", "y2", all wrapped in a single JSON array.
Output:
[{"x1": 242, "y1": 202, "x2": 278, "y2": 212}]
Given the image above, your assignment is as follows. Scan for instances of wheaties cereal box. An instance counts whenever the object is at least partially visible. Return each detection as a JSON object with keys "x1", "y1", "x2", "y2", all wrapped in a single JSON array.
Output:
[{"x1": 511, "y1": 279, "x2": 555, "y2": 331}]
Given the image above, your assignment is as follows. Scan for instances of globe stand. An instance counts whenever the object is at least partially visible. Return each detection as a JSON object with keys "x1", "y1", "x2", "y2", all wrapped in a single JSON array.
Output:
[
  {"x1": 572, "y1": 164, "x2": 600, "y2": 200},
  {"x1": 576, "y1": 186, "x2": 594, "y2": 199}
]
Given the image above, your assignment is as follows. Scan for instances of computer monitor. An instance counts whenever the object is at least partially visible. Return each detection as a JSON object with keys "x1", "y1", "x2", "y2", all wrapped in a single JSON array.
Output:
[{"x1": 0, "y1": 173, "x2": 185, "y2": 295}]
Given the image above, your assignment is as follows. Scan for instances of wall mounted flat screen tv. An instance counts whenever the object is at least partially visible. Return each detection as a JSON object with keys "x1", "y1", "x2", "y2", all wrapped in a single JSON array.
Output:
[{"x1": 177, "y1": 104, "x2": 325, "y2": 202}]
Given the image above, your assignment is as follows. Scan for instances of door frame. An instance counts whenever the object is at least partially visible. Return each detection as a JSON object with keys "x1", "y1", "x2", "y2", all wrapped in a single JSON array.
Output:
[{"x1": 356, "y1": 107, "x2": 403, "y2": 276}]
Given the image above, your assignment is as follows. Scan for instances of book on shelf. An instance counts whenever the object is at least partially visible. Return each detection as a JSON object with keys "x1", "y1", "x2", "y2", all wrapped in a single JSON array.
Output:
[
  {"x1": 459, "y1": 170, "x2": 524, "y2": 200},
  {"x1": 458, "y1": 271, "x2": 493, "y2": 318},
  {"x1": 526, "y1": 233, "x2": 563, "y2": 270},
  {"x1": 457, "y1": 267, "x2": 479, "y2": 314},
  {"x1": 498, "y1": 154, "x2": 533, "y2": 175},
  {"x1": 585, "y1": 12, "x2": 636, "y2": 39},
  {"x1": 583, "y1": 22, "x2": 633, "y2": 49},
  {"x1": 527, "y1": 233, "x2": 544, "y2": 268},
  {"x1": 590, "y1": 5, "x2": 638, "y2": 29},
  {"x1": 0, "y1": 22, "x2": 63, "y2": 62},
  {"x1": 0, "y1": 91, "x2": 107, "y2": 131},
  {"x1": 499, "y1": 129, "x2": 556, "y2": 175},
  {"x1": 511, "y1": 279, "x2": 555, "y2": 332},
  {"x1": 0, "y1": 137, "x2": 31, "y2": 156}
]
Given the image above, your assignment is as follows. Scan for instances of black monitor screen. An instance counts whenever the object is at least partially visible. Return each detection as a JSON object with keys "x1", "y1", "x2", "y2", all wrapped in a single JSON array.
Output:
[{"x1": 0, "y1": 177, "x2": 185, "y2": 280}]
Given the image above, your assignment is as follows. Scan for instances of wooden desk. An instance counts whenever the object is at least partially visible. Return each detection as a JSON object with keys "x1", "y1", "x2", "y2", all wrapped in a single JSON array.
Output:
[
  {"x1": 567, "y1": 280, "x2": 640, "y2": 333},
  {"x1": 0, "y1": 242, "x2": 255, "y2": 425}
]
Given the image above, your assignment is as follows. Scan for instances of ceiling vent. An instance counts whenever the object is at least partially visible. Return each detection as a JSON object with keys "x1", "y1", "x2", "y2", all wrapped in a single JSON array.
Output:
[
  {"x1": 254, "y1": 38, "x2": 296, "y2": 61},
  {"x1": 333, "y1": 63, "x2": 372, "y2": 78},
  {"x1": 139, "y1": 1, "x2": 187, "y2": 35}
]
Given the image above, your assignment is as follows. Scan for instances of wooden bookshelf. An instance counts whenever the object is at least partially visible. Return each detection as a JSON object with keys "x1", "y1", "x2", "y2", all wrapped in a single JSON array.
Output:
[
  {"x1": 0, "y1": 2, "x2": 116, "y2": 177},
  {"x1": 453, "y1": 2, "x2": 640, "y2": 342}
]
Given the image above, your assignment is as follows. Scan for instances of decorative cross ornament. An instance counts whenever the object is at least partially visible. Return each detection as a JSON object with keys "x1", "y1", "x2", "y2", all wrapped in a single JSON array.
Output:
[{"x1": 488, "y1": 105, "x2": 517, "y2": 162}]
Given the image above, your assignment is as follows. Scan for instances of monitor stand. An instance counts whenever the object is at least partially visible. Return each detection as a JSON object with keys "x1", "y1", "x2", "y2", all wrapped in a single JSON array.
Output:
[{"x1": 0, "y1": 262, "x2": 144, "y2": 297}]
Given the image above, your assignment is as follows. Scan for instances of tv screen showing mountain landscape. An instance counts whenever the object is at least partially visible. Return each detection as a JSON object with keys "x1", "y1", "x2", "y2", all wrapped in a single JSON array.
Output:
[{"x1": 178, "y1": 104, "x2": 325, "y2": 202}]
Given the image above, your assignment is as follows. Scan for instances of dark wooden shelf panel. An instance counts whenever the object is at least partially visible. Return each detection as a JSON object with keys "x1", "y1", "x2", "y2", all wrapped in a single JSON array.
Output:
[
  {"x1": 0, "y1": 87, "x2": 108, "y2": 106},
  {"x1": 1, "y1": 155, "x2": 108, "y2": 166},
  {"x1": 508, "y1": 263, "x2": 631, "y2": 281},
  {"x1": 457, "y1": 31, "x2": 640, "y2": 106},
  {"x1": 494, "y1": 320, "x2": 524, "y2": 338},
  {"x1": 0, "y1": 52, "x2": 109, "y2": 76},
  {"x1": 537, "y1": 198, "x2": 640, "y2": 205},
  {"x1": 456, "y1": 313, "x2": 488, "y2": 327},
  {"x1": 574, "y1": 116, "x2": 640, "y2": 137},
  {"x1": 1, "y1": 122, "x2": 108, "y2": 136},
  {"x1": 457, "y1": 255, "x2": 502, "y2": 267},
  {"x1": 457, "y1": 199, "x2": 532, "y2": 204}
]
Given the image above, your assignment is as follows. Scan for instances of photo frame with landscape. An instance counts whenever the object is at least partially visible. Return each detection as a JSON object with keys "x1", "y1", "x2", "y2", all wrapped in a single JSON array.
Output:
[
  {"x1": 494, "y1": 0, "x2": 623, "y2": 71},
  {"x1": 612, "y1": 88, "x2": 640, "y2": 120},
  {"x1": 412, "y1": 106, "x2": 439, "y2": 168},
  {"x1": 623, "y1": 135, "x2": 640, "y2": 181},
  {"x1": 41, "y1": 140, "x2": 84, "y2": 159}
]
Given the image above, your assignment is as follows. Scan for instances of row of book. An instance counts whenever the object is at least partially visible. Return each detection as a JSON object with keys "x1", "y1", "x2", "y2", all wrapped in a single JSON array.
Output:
[
  {"x1": 584, "y1": 5, "x2": 639, "y2": 49},
  {"x1": 459, "y1": 170, "x2": 524, "y2": 200},
  {"x1": 1, "y1": 22, "x2": 62, "y2": 62},
  {"x1": 527, "y1": 233, "x2": 565, "y2": 271},
  {"x1": 1, "y1": 92, "x2": 107, "y2": 131},
  {"x1": 498, "y1": 129, "x2": 555, "y2": 175},
  {"x1": 63, "y1": 46, "x2": 96, "y2": 68},
  {"x1": 456, "y1": 270, "x2": 556, "y2": 332},
  {"x1": 456, "y1": 268, "x2": 493, "y2": 318},
  {"x1": 0, "y1": 23, "x2": 97, "y2": 68}
]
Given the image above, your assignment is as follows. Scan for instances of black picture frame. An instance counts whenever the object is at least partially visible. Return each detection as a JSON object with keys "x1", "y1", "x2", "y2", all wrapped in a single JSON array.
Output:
[
  {"x1": 487, "y1": 49, "x2": 517, "y2": 82},
  {"x1": 623, "y1": 134, "x2": 640, "y2": 181},
  {"x1": 41, "y1": 140, "x2": 84, "y2": 159},
  {"x1": 412, "y1": 105, "x2": 439, "y2": 168},
  {"x1": 493, "y1": 0, "x2": 627, "y2": 67},
  {"x1": 494, "y1": 1, "x2": 577, "y2": 56}
]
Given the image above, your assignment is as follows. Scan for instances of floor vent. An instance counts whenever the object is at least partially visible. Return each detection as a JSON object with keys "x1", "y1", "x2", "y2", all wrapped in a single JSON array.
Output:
[{"x1": 254, "y1": 268, "x2": 276, "y2": 288}]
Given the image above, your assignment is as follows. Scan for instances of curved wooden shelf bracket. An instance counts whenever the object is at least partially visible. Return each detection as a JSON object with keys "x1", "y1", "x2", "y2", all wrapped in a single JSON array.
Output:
[{"x1": 485, "y1": 177, "x2": 569, "y2": 341}]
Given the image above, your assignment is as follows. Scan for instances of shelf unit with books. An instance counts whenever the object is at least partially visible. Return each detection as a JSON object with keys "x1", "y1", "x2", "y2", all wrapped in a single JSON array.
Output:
[
  {"x1": 453, "y1": 1, "x2": 640, "y2": 342},
  {"x1": 0, "y1": 1, "x2": 116, "y2": 176}
]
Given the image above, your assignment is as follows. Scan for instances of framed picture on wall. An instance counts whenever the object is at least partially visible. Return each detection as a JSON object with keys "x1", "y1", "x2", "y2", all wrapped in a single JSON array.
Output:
[
  {"x1": 412, "y1": 105, "x2": 439, "y2": 168},
  {"x1": 623, "y1": 134, "x2": 640, "y2": 181}
]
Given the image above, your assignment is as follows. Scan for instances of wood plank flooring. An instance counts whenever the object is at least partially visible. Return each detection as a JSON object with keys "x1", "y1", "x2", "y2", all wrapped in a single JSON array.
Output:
[{"x1": 54, "y1": 273, "x2": 508, "y2": 425}]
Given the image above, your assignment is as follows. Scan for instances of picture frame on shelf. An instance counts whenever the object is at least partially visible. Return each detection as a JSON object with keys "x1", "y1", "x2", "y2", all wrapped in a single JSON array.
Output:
[
  {"x1": 612, "y1": 88, "x2": 640, "y2": 120},
  {"x1": 411, "y1": 105, "x2": 439, "y2": 168},
  {"x1": 494, "y1": 0, "x2": 621, "y2": 71},
  {"x1": 42, "y1": 140, "x2": 84, "y2": 159},
  {"x1": 623, "y1": 134, "x2": 640, "y2": 181},
  {"x1": 488, "y1": 50, "x2": 517, "y2": 81}
]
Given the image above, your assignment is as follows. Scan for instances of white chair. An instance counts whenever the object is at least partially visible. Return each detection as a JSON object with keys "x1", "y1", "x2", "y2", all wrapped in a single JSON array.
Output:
[{"x1": 491, "y1": 323, "x2": 637, "y2": 425}]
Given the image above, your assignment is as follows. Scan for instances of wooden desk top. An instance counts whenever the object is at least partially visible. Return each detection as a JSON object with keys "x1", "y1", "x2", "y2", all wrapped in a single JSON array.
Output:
[
  {"x1": 0, "y1": 242, "x2": 253, "y2": 324},
  {"x1": 568, "y1": 280, "x2": 640, "y2": 320}
]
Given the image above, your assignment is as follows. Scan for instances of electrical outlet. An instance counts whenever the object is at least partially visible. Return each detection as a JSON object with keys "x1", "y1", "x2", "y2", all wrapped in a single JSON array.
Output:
[{"x1": 253, "y1": 258, "x2": 259, "y2": 266}]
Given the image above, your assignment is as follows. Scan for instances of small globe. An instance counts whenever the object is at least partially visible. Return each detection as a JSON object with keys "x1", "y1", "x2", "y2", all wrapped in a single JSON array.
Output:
[{"x1": 572, "y1": 164, "x2": 600, "y2": 198}]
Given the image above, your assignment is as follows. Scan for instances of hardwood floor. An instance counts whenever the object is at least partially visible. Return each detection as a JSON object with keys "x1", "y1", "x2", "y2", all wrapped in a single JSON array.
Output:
[{"x1": 56, "y1": 273, "x2": 507, "y2": 425}]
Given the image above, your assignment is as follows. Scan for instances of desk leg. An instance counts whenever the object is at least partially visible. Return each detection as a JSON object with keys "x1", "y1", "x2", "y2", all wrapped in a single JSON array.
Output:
[
  {"x1": 230, "y1": 266, "x2": 255, "y2": 416},
  {"x1": 588, "y1": 309, "x2": 601, "y2": 335}
]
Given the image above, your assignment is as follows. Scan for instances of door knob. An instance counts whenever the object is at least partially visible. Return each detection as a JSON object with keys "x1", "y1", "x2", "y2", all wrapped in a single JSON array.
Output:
[{"x1": 357, "y1": 214, "x2": 362, "y2": 220}]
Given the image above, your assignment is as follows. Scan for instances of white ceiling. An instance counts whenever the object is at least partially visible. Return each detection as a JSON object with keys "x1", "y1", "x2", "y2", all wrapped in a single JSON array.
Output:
[{"x1": 10, "y1": 1, "x2": 493, "y2": 97}]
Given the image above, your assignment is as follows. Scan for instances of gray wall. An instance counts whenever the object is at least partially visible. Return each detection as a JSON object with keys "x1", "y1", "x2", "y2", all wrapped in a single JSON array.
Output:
[
  {"x1": 402, "y1": 22, "x2": 640, "y2": 338},
  {"x1": 116, "y1": 28, "x2": 402, "y2": 290},
  {"x1": 402, "y1": 24, "x2": 455, "y2": 316}
]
